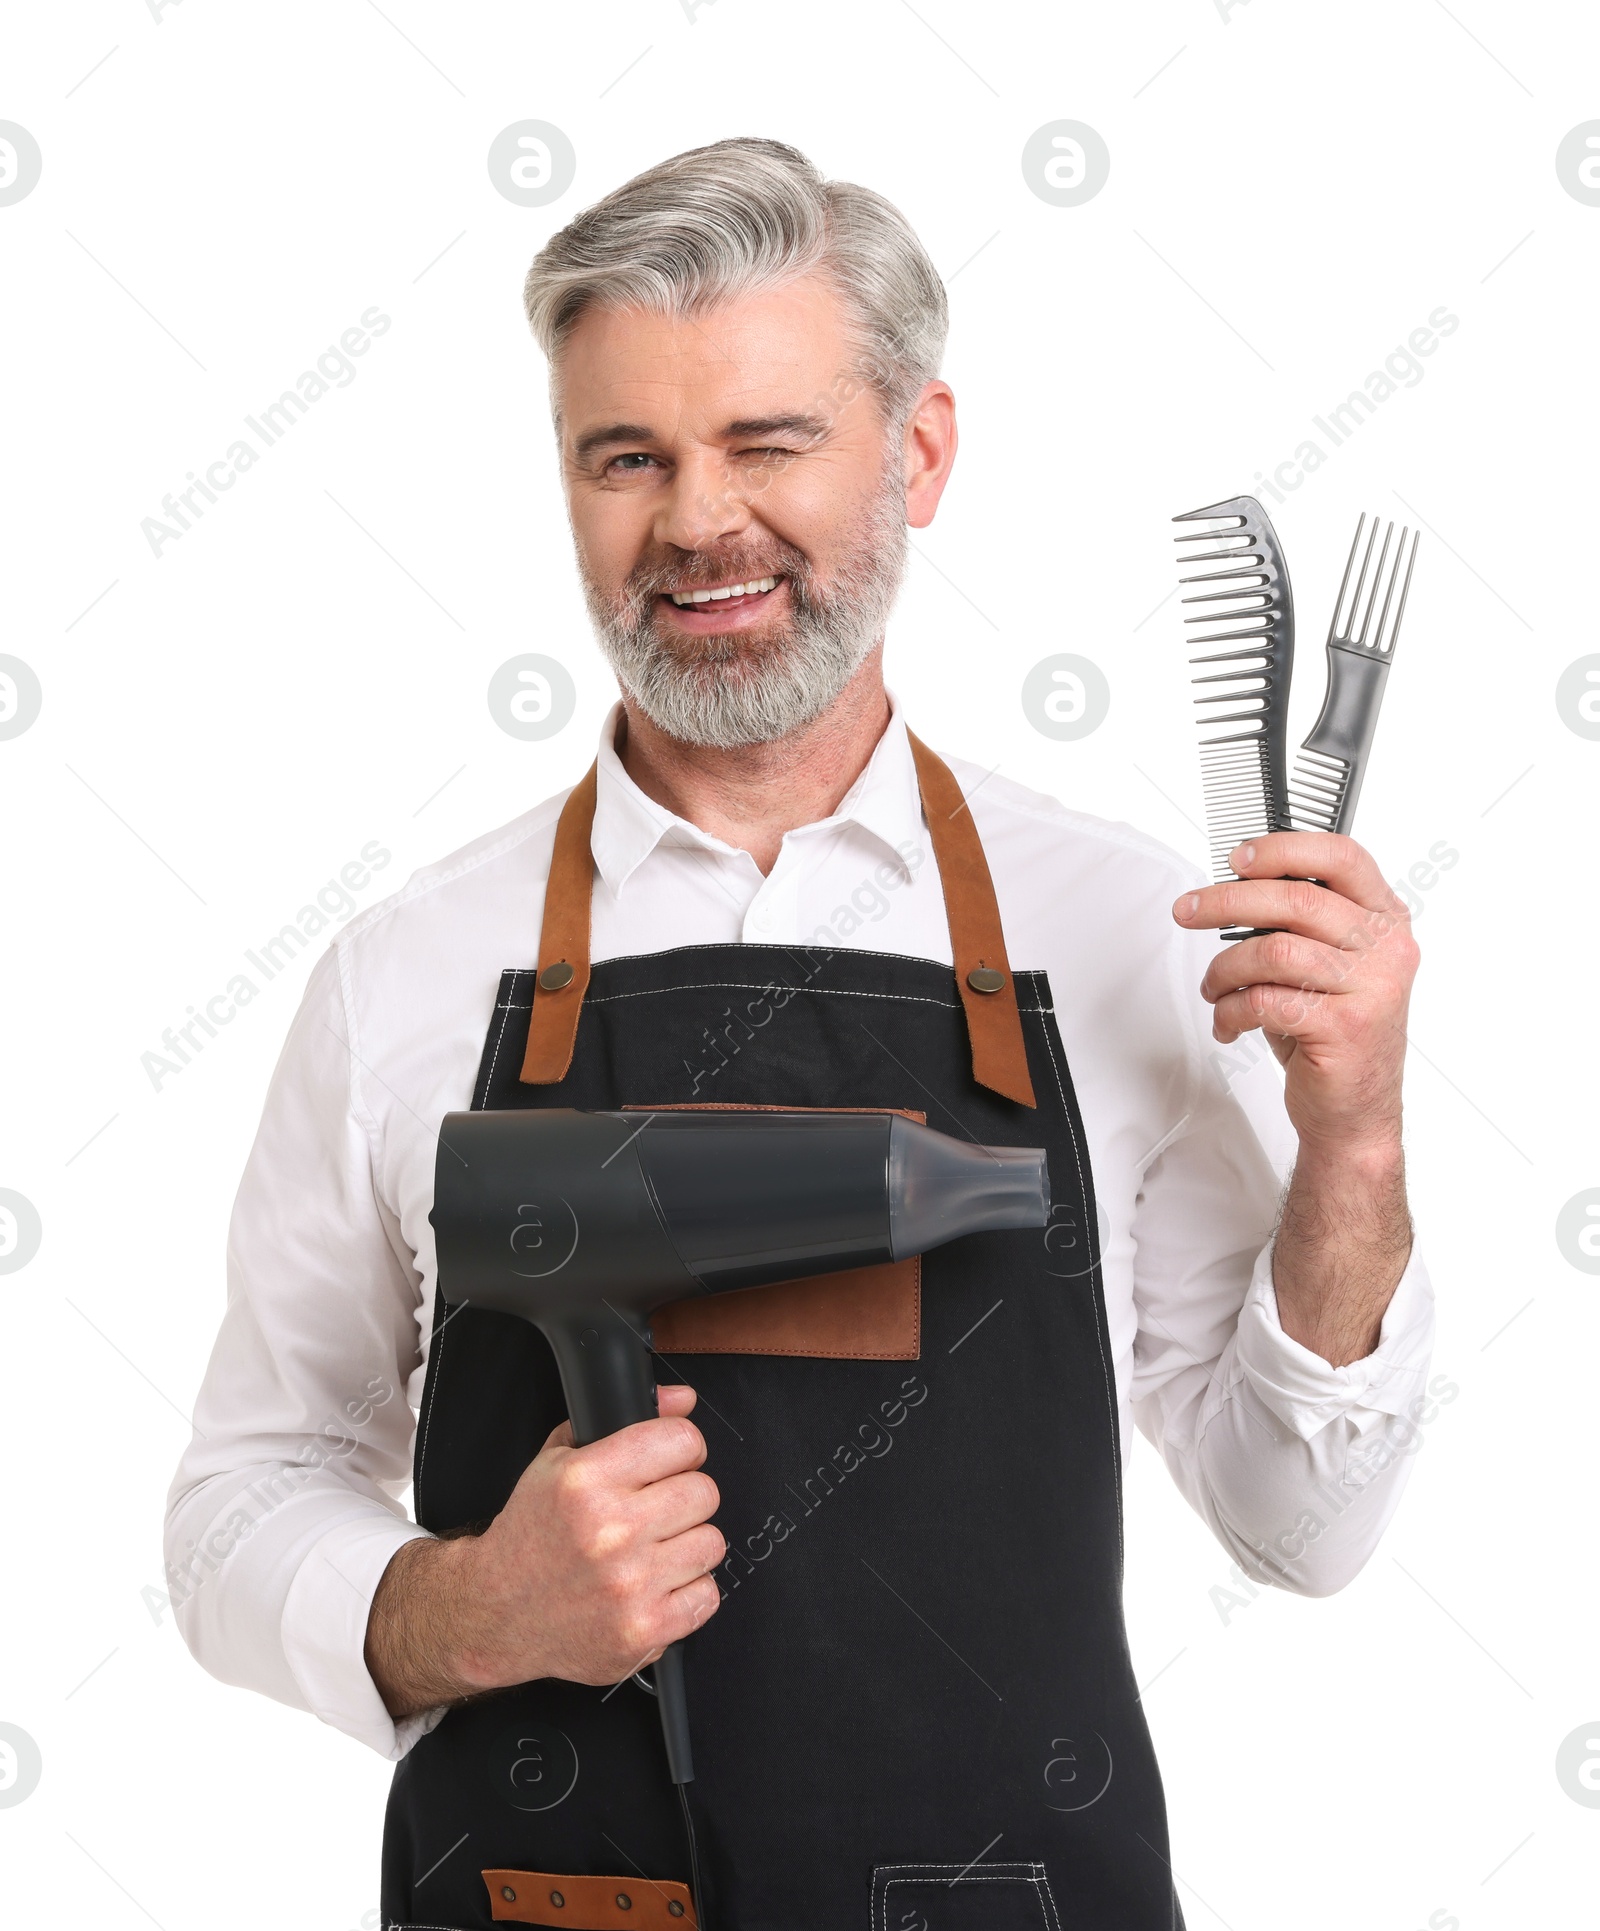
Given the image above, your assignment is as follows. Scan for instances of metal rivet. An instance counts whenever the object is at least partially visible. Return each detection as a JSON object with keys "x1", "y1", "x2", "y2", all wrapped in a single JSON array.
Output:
[
  {"x1": 967, "y1": 966, "x2": 1006, "y2": 994},
  {"x1": 501, "y1": 1887, "x2": 517, "y2": 1903},
  {"x1": 538, "y1": 960, "x2": 575, "y2": 992},
  {"x1": 549, "y1": 1890, "x2": 565, "y2": 1907},
  {"x1": 616, "y1": 1895, "x2": 632, "y2": 1910},
  {"x1": 668, "y1": 1905, "x2": 685, "y2": 1919}
]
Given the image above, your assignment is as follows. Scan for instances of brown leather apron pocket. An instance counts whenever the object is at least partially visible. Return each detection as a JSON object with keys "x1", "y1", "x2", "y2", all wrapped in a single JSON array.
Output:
[
  {"x1": 627, "y1": 1105, "x2": 925, "y2": 1361},
  {"x1": 871, "y1": 1860, "x2": 1063, "y2": 1931}
]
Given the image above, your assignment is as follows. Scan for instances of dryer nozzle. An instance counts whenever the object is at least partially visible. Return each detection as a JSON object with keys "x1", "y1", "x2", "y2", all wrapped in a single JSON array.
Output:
[{"x1": 887, "y1": 1115, "x2": 1050, "y2": 1257}]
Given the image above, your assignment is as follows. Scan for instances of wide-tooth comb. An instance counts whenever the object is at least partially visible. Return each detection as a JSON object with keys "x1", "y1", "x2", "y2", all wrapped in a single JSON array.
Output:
[
  {"x1": 1173, "y1": 495, "x2": 1294, "y2": 940},
  {"x1": 1289, "y1": 514, "x2": 1418, "y2": 837}
]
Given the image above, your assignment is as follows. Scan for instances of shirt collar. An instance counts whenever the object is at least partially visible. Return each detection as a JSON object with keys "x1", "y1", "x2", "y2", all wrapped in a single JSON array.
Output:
[{"x1": 589, "y1": 694, "x2": 925, "y2": 898}]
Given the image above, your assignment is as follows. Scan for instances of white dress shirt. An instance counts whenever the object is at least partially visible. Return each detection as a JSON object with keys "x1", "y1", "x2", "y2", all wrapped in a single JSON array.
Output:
[{"x1": 165, "y1": 698, "x2": 1436, "y2": 1760}]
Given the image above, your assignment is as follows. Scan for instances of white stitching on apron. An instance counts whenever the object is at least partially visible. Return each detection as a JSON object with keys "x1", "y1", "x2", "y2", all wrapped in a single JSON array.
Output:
[{"x1": 1029, "y1": 994, "x2": 1125, "y2": 1574}]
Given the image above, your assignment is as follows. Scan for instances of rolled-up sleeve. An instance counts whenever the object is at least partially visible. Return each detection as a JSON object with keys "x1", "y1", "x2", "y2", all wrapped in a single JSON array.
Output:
[
  {"x1": 163, "y1": 945, "x2": 443, "y2": 1758},
  {"x1": 1129, "y1": 921, "x2": 1437, "y2": 1596}
]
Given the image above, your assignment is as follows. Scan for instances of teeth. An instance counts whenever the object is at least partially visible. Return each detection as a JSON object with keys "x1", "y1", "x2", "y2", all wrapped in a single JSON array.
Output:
[{"x1": 669, "y1": 575, "x2": 778, "y2": 607}]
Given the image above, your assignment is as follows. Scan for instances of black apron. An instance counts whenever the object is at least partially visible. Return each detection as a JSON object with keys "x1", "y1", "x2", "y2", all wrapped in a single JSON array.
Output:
[{"x1": 381, "y1": 734, "x2": 1182, "y2": 1931}]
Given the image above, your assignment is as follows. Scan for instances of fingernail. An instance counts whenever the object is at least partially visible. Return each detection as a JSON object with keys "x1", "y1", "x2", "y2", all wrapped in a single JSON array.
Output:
[
  {"x1": 1233, "y1": 842, "x2": 1255, "y2": 868},
  {"x1": 1177, "y1": 894, "x2": 1199, "y2": 921}
]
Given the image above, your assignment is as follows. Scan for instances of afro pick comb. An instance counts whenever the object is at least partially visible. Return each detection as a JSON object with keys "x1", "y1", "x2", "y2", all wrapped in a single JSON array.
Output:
[{"x1": 1287, "y1": 512, "x2": 1418, "y2": 837}]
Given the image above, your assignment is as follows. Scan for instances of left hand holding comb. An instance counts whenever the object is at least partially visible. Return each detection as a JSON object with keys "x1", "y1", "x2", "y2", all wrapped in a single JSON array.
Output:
[
  {"x1": 1173, "y1": 831, "x2": 1420, "y2": 1160},
  {"x1": 1173, "y1": 831, "x2": 1420, "y2": 1363}
]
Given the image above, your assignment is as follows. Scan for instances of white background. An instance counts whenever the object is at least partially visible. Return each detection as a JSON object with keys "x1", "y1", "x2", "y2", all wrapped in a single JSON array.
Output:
[{"x1": 2, "y1": 2, "x2": 1596, "y2": 1926}]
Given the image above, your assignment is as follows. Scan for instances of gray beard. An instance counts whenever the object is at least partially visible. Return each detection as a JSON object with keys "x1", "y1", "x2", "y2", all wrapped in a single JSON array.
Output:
[{"x1": 579, "y1": 470, "x2": 908, "y2": 750}]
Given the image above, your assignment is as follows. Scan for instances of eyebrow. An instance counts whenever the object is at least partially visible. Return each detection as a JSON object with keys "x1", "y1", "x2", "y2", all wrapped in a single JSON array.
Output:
[
  {"x1": 571, "y1": 412, "x2": 832, "y2": 463},
  {"x1": 571, "y1": 421, "x2": 656, "y2": 462},
  {"x1": 722, "y1": 413, "x2": 830, "y2": 441}
]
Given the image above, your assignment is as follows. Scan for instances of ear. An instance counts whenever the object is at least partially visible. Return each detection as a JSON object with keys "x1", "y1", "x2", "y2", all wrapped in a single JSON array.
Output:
[{"x1": 902, "y1": 381, "x2": 958, "y2": 529}]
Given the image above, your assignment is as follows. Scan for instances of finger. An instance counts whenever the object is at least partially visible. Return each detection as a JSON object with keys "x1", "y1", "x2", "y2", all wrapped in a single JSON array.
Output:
[
  {"x1": 629, "y1": 1572, "x2": 724, "y2": 1664},
  {"x1": 1176, "y1": 876, "x2": 1398, "y2": 949},
  {"x1": 1210, "y1": 980, "x2": 1357, "y2": 1043},
  {"x1": 635, "y1": 1468, "x2": 722, "y2": 1543},
  {"x1": 654, "y1": 1521, "x2": 727, "y2": 1593},
  {"x1": 1210, "y1": 984, "x2": 1298, "y2": 1045},
  {"x1": 663, "y1": 1572, "x2": 723, "y2": 1641},
  {"x1": 1228, "y1": 832, "x2": 1404, "y2": 917},
  {"x1": 1199, "y1": 930, "x2": 1355, "y2": 1006},
  {"x1": 534, "y1": 1393, "x2": 697, "y2": 1475},
  {"x1": 574, "y1": 1413, "x2": 708, "y2": 1491}
]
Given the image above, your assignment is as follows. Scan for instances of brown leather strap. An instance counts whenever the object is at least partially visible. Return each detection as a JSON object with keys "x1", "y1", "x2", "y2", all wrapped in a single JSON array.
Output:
[
  {"x1": 518, "y1": 763, "x2": 598, "y2": 1085},
  {"x1": 905, "y1": 729, "x2": 1037, "y2": 1108},
  {"x1": 519, "y1": 733, "x2": 1036, "y2": 1109},
  {"x1": 483, "y1": 1868, "x2": 696, "y2": 1927}
]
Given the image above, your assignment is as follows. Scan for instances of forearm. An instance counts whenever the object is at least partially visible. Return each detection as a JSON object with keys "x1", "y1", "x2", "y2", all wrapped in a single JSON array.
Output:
[
  {"x1": 365, "y1": 1533, "x2": 499, "y2": 1721},
  {"x1": 1272, "y1": 1138, "x2": 1413, "y2": 1367}
]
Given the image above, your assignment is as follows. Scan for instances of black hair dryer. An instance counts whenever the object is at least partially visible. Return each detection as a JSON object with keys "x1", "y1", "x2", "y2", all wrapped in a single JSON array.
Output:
[{"x1": 431, "y1": 1107, "x2": 1049, "y2": 1784}]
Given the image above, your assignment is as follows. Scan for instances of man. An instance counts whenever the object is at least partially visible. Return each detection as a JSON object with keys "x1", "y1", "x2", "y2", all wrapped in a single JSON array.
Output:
[{"x1": 167, "y1": 138, "x2": 1433, "y2": 1930}]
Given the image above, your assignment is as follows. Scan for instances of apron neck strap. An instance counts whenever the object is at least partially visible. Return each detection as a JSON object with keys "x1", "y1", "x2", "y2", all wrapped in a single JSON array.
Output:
[
  {"x1": 904, "y1": 729, "x2": 1036, "y2": 1108},
  {"x1": 517, "y1": 762, "x2": 597, "y2": 1085},
  {"x1": 519, "y1": 731, "x2": 1036, "y2": 1109}
]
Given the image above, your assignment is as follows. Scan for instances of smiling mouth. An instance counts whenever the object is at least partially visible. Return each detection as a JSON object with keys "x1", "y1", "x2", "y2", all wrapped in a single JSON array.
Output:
[{"x1": 662, "y1": 574, "x2": 782, "y2": 609}]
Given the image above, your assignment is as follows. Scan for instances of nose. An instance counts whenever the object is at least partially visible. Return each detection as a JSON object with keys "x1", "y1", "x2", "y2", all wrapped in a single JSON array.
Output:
[{"x1": 653, "y1": 444, "x2": 755, "y2": 555}]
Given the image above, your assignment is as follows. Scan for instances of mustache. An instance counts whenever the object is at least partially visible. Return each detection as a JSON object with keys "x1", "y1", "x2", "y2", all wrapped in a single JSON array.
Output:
[{"x1": 623, "y1": 544, "x2": 811, "y2": 605}]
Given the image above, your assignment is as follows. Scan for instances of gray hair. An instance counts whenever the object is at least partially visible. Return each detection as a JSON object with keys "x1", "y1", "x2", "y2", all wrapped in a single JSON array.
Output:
[{"x1": 522, "y1": 137, "x2": 948, "y2": 430}]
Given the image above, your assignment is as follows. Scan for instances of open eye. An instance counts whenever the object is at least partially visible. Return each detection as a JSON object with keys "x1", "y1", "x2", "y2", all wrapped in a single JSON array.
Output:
[{"x1": 605, "y1": 452, "x2": 660, "y2": 475}]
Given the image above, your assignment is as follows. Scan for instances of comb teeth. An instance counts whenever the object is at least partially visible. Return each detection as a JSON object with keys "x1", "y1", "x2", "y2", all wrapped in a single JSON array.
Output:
[
  {"x1": 1173, "y1": 496, "x2": 1296, "y2": 898},
  {"x1": 1287, "y1": 747, "x2": 1351, "y2": 832},
  {"x1": 1327, "y1": 513, "x2": 1419, "y2": 655},
  {"x1": 1201, "y1": 741, "x2": 1279, "y2": 877}
]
